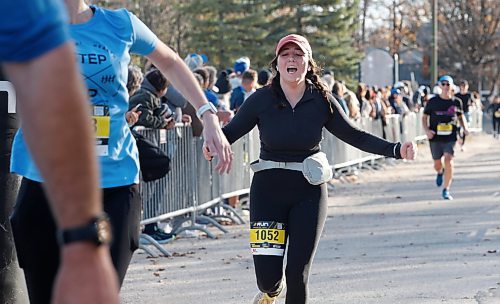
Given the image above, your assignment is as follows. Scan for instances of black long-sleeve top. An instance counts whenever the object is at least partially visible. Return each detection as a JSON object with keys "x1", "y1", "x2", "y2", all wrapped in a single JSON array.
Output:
[{"x1": 222, "y1": 84, "x2": 401, "y2": 162}]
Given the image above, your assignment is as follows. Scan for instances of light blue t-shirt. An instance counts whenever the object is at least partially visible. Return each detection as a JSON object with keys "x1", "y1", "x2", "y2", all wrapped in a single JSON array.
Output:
[
  {"x1": 11, "y1": 6, "x2": 158, "y2": 188},
  {"x1": 0, "y1": 0, "x2": 69, "y2": 61}
]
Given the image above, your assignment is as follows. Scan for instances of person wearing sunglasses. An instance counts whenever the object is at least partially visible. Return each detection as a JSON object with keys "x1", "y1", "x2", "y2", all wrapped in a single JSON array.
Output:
[{"x1": 422, "y1": 75, "x2": 469, "y2": 200}]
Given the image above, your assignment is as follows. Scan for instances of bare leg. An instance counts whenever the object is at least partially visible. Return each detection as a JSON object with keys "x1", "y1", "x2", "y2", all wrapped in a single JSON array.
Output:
[
  {"x1": 443, "y1": 153, "x2": 454, "y2": 189},
  {"x1": 433, "y1": 159, "x2": 443, "y2": 173}
]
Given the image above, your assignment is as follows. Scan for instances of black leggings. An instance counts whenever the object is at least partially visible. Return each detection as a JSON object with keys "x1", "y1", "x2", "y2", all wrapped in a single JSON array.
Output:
[
  {"x1": 10, "y1": 178, "x2": 142, "y2": 304},
  {"x1": 250, "y1": 169, "x2": 328, "y2": 304}
]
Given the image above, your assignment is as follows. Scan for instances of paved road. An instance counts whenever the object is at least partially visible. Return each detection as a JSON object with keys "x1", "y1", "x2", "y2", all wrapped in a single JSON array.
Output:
[{"x1": 121, "y1": 133, "x2": 500, "y2": 304}]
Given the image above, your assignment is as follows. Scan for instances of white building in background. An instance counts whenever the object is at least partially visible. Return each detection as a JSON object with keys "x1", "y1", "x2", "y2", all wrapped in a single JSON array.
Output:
[{"x1": 360, "y1": 48, "x2": 394, "y2": 88}]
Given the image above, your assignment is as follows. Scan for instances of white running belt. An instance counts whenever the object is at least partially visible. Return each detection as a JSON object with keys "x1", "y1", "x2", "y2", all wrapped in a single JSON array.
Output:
[{"x1": 250, "y1": 159, "x2": 303, "y2": 173}]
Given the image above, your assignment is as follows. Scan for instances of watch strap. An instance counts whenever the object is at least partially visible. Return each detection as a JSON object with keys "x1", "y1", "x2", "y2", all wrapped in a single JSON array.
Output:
[
  {"x1": 57, "y1": 214, "x2": 112, "y2": 246},
  {"x1": 196, "y1": 102, "x2": 217, "y2": 119}
]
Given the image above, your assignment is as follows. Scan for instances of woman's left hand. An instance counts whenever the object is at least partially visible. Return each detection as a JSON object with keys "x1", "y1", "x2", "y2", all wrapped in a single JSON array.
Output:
[{"x1": 400, "y1": 141, "x2": 417, "y2": 160}]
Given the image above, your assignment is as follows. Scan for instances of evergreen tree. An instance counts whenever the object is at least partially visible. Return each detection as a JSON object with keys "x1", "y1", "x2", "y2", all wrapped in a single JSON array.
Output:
[
  {"x1": 180, "y1": 0, "x2": 270, "y2": 70},
  {"x1": 92, "y1": 0, "x2": 190, "y2": 68},
  {"x1": 167, "y1": 0, "x2": 362, "y2": 81},
  {"x1": 230, "y1": 1, "x2": 274, "y2": 69},
  {"x1": 265, "y1": 1, "x2": 362, "y2": 81}
]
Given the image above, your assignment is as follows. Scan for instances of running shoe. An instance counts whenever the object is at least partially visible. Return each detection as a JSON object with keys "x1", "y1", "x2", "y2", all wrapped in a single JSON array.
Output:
[
  {"x1": 436, "y1": 170, "x2": 444, "y2": 187},
  {"x1": 442, "y1": 188, "x2": 453, "y2": 200},
  {"x1": 252, "y1": 292, "x2": 277, "y2": 304},
  {"x1": 141, "y1": 230, "x2": 176, "y2": 245},
  {"x1": 252, "y1": 279, "x2": 286, "y2": 304},
  {"x1": 152, "y1": 231, "x2": 176, "y2": 243}
]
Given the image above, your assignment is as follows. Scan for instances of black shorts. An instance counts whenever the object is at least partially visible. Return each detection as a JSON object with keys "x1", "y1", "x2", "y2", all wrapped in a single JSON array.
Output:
[{"x1": 429, "y1": 140, "x2": 456, "y2": 160}]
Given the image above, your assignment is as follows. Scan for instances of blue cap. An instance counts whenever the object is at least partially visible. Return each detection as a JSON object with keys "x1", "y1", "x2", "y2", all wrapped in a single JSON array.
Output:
[
  {"x1": 234, "y1": 60, "x2": 249, "y2": 75},
  {"x1": 438, "y1": 75, "x2": 454, "y2": 85},
  {"x1": 184, "y1": 53, "x2": 203, "y2": 71},
  {"x1": 200, "y1": 53, "x2": 208, "y2": 63},
  {"x1": 390, "y1": 88, "x2": 401, "y2": 95}
]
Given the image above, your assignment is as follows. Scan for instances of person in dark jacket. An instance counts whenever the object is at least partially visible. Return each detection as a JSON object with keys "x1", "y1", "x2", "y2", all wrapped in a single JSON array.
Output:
[
  {"x1": 129, "y1": 69, "x2": 174, "y2": 129},
  {"x1": 486, "y1": 95, "x2": 500, "y2": 138},
  {"x1": 128, "y1": 69, "x2": 175, "y2": 242}
]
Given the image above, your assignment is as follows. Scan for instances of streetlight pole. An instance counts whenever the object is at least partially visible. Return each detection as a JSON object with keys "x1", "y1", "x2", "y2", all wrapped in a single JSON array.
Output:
[{"x1": 431, "y1": 0, "x2": 438, "y2": 85}]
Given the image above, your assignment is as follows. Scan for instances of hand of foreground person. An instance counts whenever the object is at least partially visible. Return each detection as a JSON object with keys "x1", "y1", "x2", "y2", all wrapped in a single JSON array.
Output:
[
  {"x1": 53, "y1": 244, "x2": 119, "y2": 304},
  {"x1": 125, "y1": 108, "x2": 141, "y2": 126},
  {"x1": 202, "y1": 143, "x2": 212, "y2": 161},
  {"x1": 216, "y1": 110, "x2": 234, "y2": 125},
  {"x1": 201, "y1": 113, "x2": 233, "y2": 174},
  {"x1": 400, "y1": 141, "x2": 417, "y2": 160}
]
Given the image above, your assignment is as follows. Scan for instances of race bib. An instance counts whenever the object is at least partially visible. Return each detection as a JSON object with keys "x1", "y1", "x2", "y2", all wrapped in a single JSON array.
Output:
[
  {"x1": 436, "y1": 123, "x2": 453, "y2": 136},
  {"x1": 250, "y1": 221, "x2": 286, "y2": 256},
  {"x1": 495, "y1": 110, "x2": 500, "y2": 118},
  {"x1": 92, "y1": 105, "x2": 110, "y2": 156}
]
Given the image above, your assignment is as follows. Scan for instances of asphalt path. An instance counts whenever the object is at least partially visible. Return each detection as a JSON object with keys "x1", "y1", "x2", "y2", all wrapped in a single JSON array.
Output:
[{"x1": 121, "y1": 133, "x2": 500, "y2": 304}]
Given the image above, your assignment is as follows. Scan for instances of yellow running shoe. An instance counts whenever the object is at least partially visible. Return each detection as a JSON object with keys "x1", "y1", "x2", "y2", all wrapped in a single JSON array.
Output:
[
  {"x1": 252, "y1": 279, "x2": 286, "y2": 304},
  {"x1": 252, "y1": 292, "x2": 277, "y2": 304}
]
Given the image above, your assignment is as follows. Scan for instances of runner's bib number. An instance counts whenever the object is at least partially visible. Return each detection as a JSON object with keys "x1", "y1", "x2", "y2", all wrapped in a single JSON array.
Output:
[
  {"x1": 92, "y1": 105, "x2": 110, "y2": 156},
  {"x1": 495, "y1": 110, "x2": 500, "y2": 118},
  {"x1": 436, "y1": 123, "x2": 453, "y2": 136},
  {"x1": 250, "y1": 221, "x2": 286, "y2": 256}
]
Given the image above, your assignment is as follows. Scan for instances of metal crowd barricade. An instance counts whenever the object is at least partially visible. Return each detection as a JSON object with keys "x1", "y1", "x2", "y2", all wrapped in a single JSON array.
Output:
[
  {"x1": 208, "y1": 134, "x2": 249, "y2": 224},
  {"x1": 401, "y1": 111, "x2": 427, "y2": 142},
  {"x1": 136, "y1": 126, "x2": 199, "y2": 254},
  {"x1": 139, "y1": 126, "x2": 196, "y2": 225},
  {"x1": 413, "y1": 110, "x2": 427, "y2": 141},
  {"x1": 322, "y1": 117, "x2": 386, "y2": 175},
  {"x1": 136, "y1": 125, "x2": 253, "y2": 252},
  {"x1": 136, "y1": 108, "x2": 481, "y2": 257},
  {"x1": 384, "y1": 114, "x2": 402, "y2": 143},
  {"x1": 469, "y1": 109, "x2": 483, "y2": 132}
]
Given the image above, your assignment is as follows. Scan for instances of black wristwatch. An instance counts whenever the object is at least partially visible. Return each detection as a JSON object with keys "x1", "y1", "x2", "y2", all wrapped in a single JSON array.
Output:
[{"x1": 57, "y1": 214, "x2": 112, "y2": 246}]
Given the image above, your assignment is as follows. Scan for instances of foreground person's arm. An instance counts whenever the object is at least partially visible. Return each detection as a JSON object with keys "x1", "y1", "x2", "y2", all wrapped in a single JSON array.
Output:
[{"x1": 3, "y1": 42, "x2": 119, "y2": 304}]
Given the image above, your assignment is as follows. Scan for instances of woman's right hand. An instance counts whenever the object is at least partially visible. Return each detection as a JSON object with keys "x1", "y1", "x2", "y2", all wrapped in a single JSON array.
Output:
[{"x1": 201, "y1": 113, "x2": 233, "y2": 174}]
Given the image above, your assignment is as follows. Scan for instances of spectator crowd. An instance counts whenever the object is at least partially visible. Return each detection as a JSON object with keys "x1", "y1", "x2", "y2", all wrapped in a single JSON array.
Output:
[{"x1": 125, "y1": 52, "x2": 493, "y2": 242}]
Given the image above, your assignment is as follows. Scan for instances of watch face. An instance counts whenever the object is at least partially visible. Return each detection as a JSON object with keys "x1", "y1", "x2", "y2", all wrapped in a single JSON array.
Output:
[
  {"x1": 96, "y1": 217, "x2": 112, "y2": 244},
  {"x1": 58, "y1": 214, "x2": 113, "y2": 246}
]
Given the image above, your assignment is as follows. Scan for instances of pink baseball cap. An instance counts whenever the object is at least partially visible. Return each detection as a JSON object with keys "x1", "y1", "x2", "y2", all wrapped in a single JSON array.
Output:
[{"x1": 275, "y1": 34, "x2": 312, "y2": 57}]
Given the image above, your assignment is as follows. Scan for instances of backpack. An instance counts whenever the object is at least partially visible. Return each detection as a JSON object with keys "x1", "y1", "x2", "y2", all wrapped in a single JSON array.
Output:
[{"x1": 132, "y1": 130, "x2": 171, "y2": 182}]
